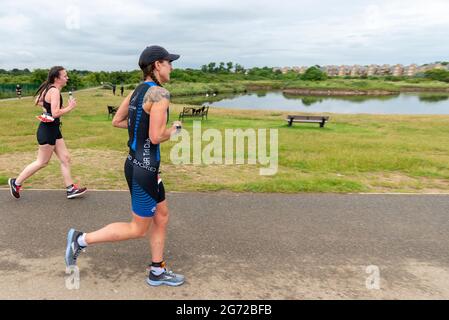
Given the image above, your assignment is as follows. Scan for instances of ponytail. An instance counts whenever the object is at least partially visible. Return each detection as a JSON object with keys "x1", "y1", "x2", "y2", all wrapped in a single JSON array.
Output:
[
  {"x1": 34, "y1": 81, "x2": 49, "y2": 105},
  {"x1": 142, "y1": 61, "x2": 163, "y2": 87}
]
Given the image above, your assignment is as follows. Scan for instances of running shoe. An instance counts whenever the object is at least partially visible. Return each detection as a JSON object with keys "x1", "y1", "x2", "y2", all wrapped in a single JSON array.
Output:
[
  {"x1": 67, "y1": 184, "x2": 87, "y2": 199},
  {"x1": 65, "y1": 228, "x2": 85, "y2": 267},
  {"x1": 146, "y1": 268, "x2": 185, "y2": 287},
  {"x1": 36, "y1": 113, "x2": 55, "y2": 123},
  {"x1": 8, "y1": 178, "x2": 21, "y2": 199}
]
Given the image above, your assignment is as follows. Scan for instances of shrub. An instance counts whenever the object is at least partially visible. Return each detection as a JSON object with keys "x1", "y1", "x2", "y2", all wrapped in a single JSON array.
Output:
[
  {"x1": 424, "y1": 69, "x2": 449, "y2": 82},
  {"x1": 300, "y1": 67, "x2": 328, "y2": 81}
]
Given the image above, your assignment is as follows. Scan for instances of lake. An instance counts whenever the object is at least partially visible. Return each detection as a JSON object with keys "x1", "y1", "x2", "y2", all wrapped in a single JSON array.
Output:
[{"x1": 173, "y1": 91, "x2": 449, "y2": 115}]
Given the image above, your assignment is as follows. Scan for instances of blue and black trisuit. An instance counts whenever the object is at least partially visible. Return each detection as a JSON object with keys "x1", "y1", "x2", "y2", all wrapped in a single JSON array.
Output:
[
  {"x1": 125, "y1": 81, "x2": 165, "y2": 217},
  {"x1": 37, "y1": 86, "x2": 63, "y2": 145}
]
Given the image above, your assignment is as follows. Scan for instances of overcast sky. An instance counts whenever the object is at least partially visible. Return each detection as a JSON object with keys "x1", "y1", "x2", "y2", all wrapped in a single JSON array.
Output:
[{"x1": 0, "y1": 0, "x2": 448, "y2": 71}]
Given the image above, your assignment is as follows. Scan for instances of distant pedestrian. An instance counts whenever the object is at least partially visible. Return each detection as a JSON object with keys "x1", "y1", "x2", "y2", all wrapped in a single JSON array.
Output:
[
  {"x1": 112, "y1": 84, "x2": 116, "y2": 95},
  {"x1": 120, "y1": 83, "x2": 124, "y2": 96},
  {"x1": 16, "y1": 84, "x2": 22, "y2": 99}
]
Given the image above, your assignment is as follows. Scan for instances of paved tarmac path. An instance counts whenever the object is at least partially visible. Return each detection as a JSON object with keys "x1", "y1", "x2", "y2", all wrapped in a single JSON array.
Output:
[{"x1": 0, "y1": 190, "x2": 448, "y2": 299}]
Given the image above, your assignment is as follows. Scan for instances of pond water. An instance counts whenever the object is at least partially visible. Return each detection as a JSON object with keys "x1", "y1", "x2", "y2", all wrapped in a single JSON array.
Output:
[{"x1": 173, "y1": 91, "x2": 449, "y2": 115}]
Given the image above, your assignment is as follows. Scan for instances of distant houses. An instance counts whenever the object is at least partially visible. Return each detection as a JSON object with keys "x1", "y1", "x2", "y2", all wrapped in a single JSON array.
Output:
[
  {"x1": 405, "y1": 64, "x2": 418, "y2": 77},
  {"x1": 273, "y1": 63, "x2": 449, "y2": 77},
  {"x1": 324, "y1": 65, "x2": 339, "y2": 77}
]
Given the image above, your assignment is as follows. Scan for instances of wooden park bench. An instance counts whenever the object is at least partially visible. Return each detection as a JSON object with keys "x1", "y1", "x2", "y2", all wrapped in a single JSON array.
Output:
[
  {"x1": 286, "y1": 115, "x2": 329, "y2": 127},
  {"x1": 107, "y1": 105, "x2": 118, "y2": 119},
  {"x1": 179, "y1": 106, "x2": 209, "y2": 121}
]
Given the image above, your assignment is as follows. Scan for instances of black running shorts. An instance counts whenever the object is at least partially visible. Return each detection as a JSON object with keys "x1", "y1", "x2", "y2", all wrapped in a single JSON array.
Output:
[{"x1": 36, "y1": 123, "x2": 63, "y2": 145}]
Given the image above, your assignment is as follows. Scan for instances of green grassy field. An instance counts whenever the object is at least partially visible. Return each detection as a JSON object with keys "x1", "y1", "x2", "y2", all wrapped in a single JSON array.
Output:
[{"x1": 0, "y1": 88, "x2": 448, "y2": 193}]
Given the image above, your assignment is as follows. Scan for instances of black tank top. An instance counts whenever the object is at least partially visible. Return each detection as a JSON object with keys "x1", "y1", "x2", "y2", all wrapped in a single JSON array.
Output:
[
  {"x1": 42, "y1": 85, "x2": 63, "y2": 126},
  {"x1": 127, "y1": 82, "x2": 163, "y2": 167}
]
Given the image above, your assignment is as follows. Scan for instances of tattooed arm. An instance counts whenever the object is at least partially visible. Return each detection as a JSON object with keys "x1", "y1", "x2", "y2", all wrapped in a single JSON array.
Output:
[
  {"x1": 143, "y1": 86, "x2": 180, "y2": 144},
  {"x1": 143, "y1": 86, "x2": 171, "y2": 108}
]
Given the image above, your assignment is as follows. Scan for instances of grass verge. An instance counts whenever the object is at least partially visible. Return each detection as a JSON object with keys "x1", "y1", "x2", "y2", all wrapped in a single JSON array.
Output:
[{"x1": 0, "y1": 88, "x2": 448, "y2": 193}]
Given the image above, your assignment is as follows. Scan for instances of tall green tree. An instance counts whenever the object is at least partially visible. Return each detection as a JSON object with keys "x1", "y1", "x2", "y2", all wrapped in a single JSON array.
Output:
[
  {"x1": 234, "y1": 63, "x2": 245, "y2": 73},
  {"x1": 226, "y1": 62, "x2": 233, "y2": 72},
  {"x1": 207, "y1": 62, "x2": 216, "y2": 73}
]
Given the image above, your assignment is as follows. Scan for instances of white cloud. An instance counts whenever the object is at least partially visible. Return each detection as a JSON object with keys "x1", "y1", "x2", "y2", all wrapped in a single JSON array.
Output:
[
  {"x1": 0, "y1": 14, "x2": 31, "y2": 30},
  {"x1": 0, "y1": 0, "x2": 447, "y2": 70}
]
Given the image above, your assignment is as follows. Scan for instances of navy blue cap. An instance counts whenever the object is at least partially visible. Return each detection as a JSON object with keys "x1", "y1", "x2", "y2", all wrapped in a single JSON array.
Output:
[{"x1": 138, "y1": 45, "x2": 180, "y2": 69}]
